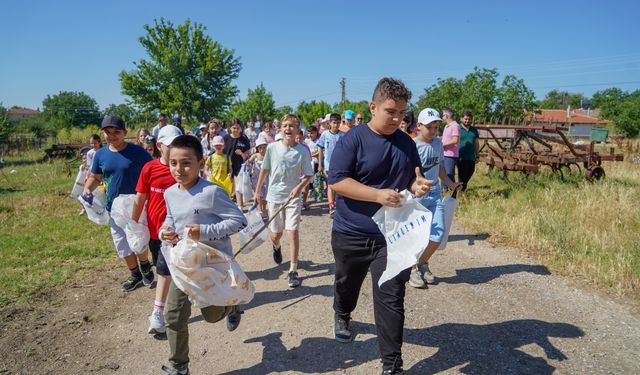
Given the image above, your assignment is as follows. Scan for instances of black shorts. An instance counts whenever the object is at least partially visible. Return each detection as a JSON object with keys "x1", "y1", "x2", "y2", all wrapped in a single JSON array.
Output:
[{"x1": 149, "y1": 239, "x2": 170, "y2": 276}]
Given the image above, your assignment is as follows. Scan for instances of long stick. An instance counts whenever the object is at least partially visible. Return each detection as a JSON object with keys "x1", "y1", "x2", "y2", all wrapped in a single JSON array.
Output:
[{"x1": 233, "y1": 196, "x2": 293, "y2": 258}]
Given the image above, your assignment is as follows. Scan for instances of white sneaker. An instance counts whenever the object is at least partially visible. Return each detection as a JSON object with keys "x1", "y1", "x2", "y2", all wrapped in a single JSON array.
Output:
[
  {"x1": 420, "y1": 263, "x2": 435, "y2": 284},
  {"x1": 148, "y1": 309, "x2": 166, "y2": 334}
]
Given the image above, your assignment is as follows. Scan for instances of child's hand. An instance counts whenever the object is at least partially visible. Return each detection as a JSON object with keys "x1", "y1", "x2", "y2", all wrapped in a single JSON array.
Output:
[
  {"x1": 185, "y1": 224, "x2": 200, "y2": 240},
  {"x1": 253, "y1": 192, "x2": 261, "y2": 206},
  {"x1": 81, "y1": 192, "x2": 94, "y2": 205},
  {"x1": 160, "y1": 227, "x2": 179, "y2": 244},
  {"x1": 411, "y1": 167, "x2": 433, "y2": 198},
  {"x1": 289, "y1": 187, "x2": 301, "y2": 199}
]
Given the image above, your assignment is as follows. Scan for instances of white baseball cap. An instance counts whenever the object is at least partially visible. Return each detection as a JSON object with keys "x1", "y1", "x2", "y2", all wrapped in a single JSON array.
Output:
[
  {"x1": 255, "y1": 137, "x2": 268, "y2": 148},
  {"x1": 417, "y1": 108, "x2": 442, "y2": 125},
  {"x1": 157, "y1": 125, "x2": 183, "y2": 146}
]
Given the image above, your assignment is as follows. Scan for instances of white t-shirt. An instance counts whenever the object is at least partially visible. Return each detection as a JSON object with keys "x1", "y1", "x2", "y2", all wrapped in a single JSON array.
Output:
[{"x1": 262, "y1": 141, "x2": 313, "y2": 203}]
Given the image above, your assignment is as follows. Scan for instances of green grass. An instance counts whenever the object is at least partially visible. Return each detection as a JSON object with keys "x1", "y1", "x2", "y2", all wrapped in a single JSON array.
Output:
[
  {"x1": 457, "y1": 158, "x2": 640, "y2": 298},
  {"x1": 0, "y1": 151, "x2": 115, "y2": 306}
]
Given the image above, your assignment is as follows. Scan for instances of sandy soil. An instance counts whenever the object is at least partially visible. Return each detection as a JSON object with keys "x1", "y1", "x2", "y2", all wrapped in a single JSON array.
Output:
[{"x1": 2, "y1": 202, "x2": 639, "y2": 374}]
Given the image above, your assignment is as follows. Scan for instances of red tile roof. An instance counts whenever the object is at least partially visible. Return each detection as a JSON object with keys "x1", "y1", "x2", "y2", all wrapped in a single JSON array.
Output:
[{"x1": 9, "y1": 107, "x2": 40, "y2": 115}]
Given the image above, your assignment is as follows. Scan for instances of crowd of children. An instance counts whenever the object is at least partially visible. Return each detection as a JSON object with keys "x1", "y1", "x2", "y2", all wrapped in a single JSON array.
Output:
[{"x1": 80, "y1": 77, "x2": 472, "y2": 374}]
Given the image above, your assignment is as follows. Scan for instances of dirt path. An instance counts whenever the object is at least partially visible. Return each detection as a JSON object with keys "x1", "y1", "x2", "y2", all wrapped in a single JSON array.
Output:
[{"x1": 2, "y1": 203, "x2": 639, "y2": 374}]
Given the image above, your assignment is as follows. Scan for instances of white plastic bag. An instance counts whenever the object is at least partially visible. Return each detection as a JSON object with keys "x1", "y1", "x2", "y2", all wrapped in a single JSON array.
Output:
[
  {"x1": 70, "y1": 166, "x2": 87, "y2": 199},
  {"x1": 161, "y1": 230, "x2": 255, "y2": 308},
  {"x1": 437, "y1": 194, "x2": 458, "y2": 250},
  {"x1": 111, "y1": 194, "x2": 150, "y2": 255},
  {"x1": 78, "y1": 189, "x2": 109, "y2": 225},
  {"x1": 372, "y1": 190, "x2": 432, "y2": 287},
  {"x1": 235, "y1": 163, "x2": 253, "y2": 202},
  {"x1": 239, "y1": 206, "x2": 268, "y2": 254}
]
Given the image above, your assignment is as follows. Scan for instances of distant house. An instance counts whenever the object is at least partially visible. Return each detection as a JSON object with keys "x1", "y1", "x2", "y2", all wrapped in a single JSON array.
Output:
[
  {"x1": 529, "y1": 108, "x2": 608, "y2": 137},
  {"x1": 8, "y1": 107, "x2": 40, "y2": 122}
]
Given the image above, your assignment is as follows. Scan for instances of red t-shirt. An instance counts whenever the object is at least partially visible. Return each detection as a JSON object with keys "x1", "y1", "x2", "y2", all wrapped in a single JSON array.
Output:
[{"x1": 135, "y1": 159, "x2": 176, "y2": 240}]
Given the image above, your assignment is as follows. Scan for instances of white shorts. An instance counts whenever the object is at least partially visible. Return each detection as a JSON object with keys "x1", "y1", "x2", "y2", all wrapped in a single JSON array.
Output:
[
  {"x1": 268, "y1": 198, "x2": 302, "y2": 233},
  {"x1": 109, "y1": 217, "x2": 133, "y2": 258}
]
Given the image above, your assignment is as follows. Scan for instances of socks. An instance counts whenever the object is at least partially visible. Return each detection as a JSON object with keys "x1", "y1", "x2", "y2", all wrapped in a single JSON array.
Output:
[
  {"x1": 140, "y1": 260, "x2": 151, "y2": 274},
  {"x1": 129, "y1": 266, "x2": 141, "y2": 277},
  {"x1": 290, "y1": 261, "x2": 298, "y2": 273},
  {"x1": 154, "y1": 299, "x2": 165, "y2": 312}
]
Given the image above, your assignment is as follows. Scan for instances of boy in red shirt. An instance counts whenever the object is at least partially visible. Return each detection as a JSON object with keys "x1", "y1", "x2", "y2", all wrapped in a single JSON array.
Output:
[{"x1": 132, "y1": 125, "x2": 182, "y2": 334}]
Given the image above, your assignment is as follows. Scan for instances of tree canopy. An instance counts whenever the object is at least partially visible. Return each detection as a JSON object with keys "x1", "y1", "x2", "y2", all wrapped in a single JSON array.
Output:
[
  {"x1": 227, "y1": 83, "x2": 276, "y2": 123},
  {"x1": 42, "y1": 91, "x2": 102, "y2": 129},
  {"x1": 120, "y1": 18, "x2": 241, "y2": 122},
  {"x1": 538, "y1": 90, "x2": 588, "y2": 110}
]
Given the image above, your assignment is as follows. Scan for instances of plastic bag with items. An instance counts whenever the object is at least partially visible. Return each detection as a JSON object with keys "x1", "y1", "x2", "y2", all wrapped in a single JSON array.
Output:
[
  {"x1": 70, "y1": 165, "x2": 88, "y2": 199},
  {"x1": 110, "y1": 194, "x2": 150, "y2": 255},
  {"x1": 78, "y1": 188, "x2": 109, "y2": 225},
  {"x1": 161, "y1": 230, "x2": 255, "y2": 308},
  {"x1": 372, "y1": 190, "x2": 432, "y2": 287},
  {"x1": 235, "y1": 163, "x2": 253, "y2": 202},
  {"x1": 238, "y1": 206, "x2": 268, "y2": 254}
]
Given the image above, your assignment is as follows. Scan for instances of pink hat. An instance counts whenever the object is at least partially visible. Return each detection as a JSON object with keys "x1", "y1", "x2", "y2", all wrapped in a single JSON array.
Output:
[
  {"x1": 255, "y1": 137, "x2": 268, "y2": 148},
  {"x1": 212, "y1": 135, "x2": 225, "y2": 146}
]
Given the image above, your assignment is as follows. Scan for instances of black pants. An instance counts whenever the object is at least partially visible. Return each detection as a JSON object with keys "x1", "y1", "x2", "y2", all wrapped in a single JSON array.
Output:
[
  {"x1": 456, "y1": 159, "x2": 476, "y2": 191},
  {"x1": 331, "y1": 230, "x2": 411, "y2": 369}
]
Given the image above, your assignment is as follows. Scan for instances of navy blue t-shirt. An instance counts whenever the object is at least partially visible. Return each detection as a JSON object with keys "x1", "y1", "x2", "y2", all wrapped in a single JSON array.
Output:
[
  {"x1": 91, "y1": 143, "x2": 153, "y2": 211},
  {"x1": 328, "y1": 124, "x2": 422, "y2": 237}
]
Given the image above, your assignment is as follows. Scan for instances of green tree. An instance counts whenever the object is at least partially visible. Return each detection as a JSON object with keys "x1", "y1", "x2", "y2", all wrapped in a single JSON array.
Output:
[
  {"x1": 538, "y1": 90, "x2": 587, "y2": 110},
  {"x1": 227, "y1": 83, "x2": 276, "y2": 122},
  {"x1": 296, "y1": 100, "x2": 332, "y2": 125},
  {"x1": 495, "y1": 75, "x2": 537, "y2": 123},
  {"x1": 459, "y1": 67, "x2": 499, "y2": 122},
  {"x1": 416, "y1": 77, "x2": 465, "y2": 118},
  {"x1": 42, "y1": 91, "x2": 102, "y2": 129},
  {"x1": 331, "y1": 99, "x2": 371, "y2": 124},
  {"x1": 274, "y1": 105, "x2": 294, "y2": 121},
  {"x1": 590, "y1": 87, "x2": 628, "y2": 119},
  {"x1": 103, "y1": 103, "x2": 136, "y2": 124},
  {"x1": 611, "y1": 92, "x2": 640, "y2": 137},
  {"x1": 0, "y1": 103, "x2": 9, "y2": 143},
  {"x1": 120, "y1": 18, "x2": 242, "y2": 121}
]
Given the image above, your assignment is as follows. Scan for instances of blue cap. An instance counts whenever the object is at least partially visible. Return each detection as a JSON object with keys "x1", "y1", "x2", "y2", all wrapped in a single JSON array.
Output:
[
  {"x1": 344, "y1": 110, "x2": 355, "y2": 120},
  {"x1": 101, "y1": 115, "x2": 125, "y2": 130}
]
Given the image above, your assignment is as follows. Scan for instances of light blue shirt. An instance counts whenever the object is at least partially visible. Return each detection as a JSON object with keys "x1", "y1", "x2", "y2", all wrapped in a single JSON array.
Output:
[
  {"x1": 415, "y1": 137, "x2": 444, "y2": 205},
  {"x1": 262, "y1": 141, "x2": 313, "y2": 204},
  {"x1": 316, "y1": 130, "x2": 344, "y2": 171}
]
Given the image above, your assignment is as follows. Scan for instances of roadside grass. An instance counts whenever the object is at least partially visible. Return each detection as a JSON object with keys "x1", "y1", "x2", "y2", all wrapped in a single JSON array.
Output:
[
  {"x1": 0, "y1": 151, "x2": 115, "y2": 306},
  {"x1": 458, "y1": 158, "x2": 640, "y2": 298}
]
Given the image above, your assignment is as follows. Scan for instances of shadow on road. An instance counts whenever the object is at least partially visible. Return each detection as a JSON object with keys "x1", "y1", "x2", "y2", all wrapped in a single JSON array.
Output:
[
  {"x1": 447, "y1": 232, "x2": 490, "y2": 245},
  {"x1": 217, "y1": 319, "x2": 583, "y2": 374},
  {"x1": 437, "y1": 264, "x2": 551, "y2": 285}
]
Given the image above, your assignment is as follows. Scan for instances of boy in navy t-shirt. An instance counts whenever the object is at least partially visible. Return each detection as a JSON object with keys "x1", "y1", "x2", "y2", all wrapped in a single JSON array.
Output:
[
  {"x1": 83, "y1": 116, "x2": 153, "y2": 292},
  {"x1": 328, "y1": 78, "x2": 432, "y2": 375}
]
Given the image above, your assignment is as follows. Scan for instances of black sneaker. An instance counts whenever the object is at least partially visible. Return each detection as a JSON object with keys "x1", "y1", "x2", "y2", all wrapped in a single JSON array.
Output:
[
  {"x1": 381, "y1": 357, "x2": 404, "y2": 374},
  {"x1": 226, "y1": 306, "x2": 243, "y2": 332},
  {"x1": 161, "y1": 364, "x2": 190, "y2": 375},
  {"x1": 287, "y1": 271, "x2": 300, "y2": 287},
  {"x1": 141, "y1": 268, "x2": 154, "y2": 286},
  {"x1": 334, "y1": 314, "x2": 353, "y2": 343},
  {"x1": 122, "y1": 272, "x2": 143, "y2": 292},
  {"x1": 272, "y1": 244, "x2": 283, "y2": 264}
]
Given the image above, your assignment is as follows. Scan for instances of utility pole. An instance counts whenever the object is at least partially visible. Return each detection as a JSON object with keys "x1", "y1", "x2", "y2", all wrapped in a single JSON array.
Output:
[{"x1": 340, "y1": 77, "x2": 346, "y2": 113}]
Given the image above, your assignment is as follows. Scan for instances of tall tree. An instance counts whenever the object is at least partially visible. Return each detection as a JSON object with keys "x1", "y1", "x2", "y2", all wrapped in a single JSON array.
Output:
[
  {"x1": 0, "y1": 103, "x2": 9, "y2": 143},
  {"x1": 120, "y1": 18, "x2": 241, "y2": 121},
  {"x1": 590, "y1": 87, "x2": 628, "y2": 119},
  {"x1": 416, "y1": 77, "x2": 465, "y2": 119},
  {"x1": 538, "y1": 90, "x2": 587, "y2": 110},
  {"x1": 495, "y1": 75, "x2": 537, "y2": 123},
  {"x1": 610, "y1": 91, "x2": 640, "y2": 137},
  {"x1": 227, "y1": 83, "x2": 276, "y2": 122},
  {"x1": 331, "y1": 99, "x2": 371, "y2": 124},
  {"x1": 459, "y1": 67, "x2": 499, "y2": 122},
  {"x1": 42, "y1": 91, "x2": 102, "y2": 129},
  {"x1": 296, "y1": 100, "x2": 332, "y2": 126},
  {"x1": 103, "y1": 103, "x2": 136, "y2": 124}
]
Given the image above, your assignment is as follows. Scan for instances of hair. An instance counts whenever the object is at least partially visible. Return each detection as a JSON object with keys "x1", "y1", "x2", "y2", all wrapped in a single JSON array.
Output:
[
  {"x1": 169, "y1": 135, "x2": 204, "y2": 160},
  {"x1": 90, "y1": 134, "x2": 101, "y2": 143},
  {"x1": 442, "y1": 108, "x2": 455, "y2": 119},
  {"x1": 143, "y1": 136, "x2": 161, "y2": 158},
  {"x1": 372, "y1": 77, "x2": 412, "y2": 103},
  {"x1": 229, "y1": 118, "x2": 243, "y2": 128},
  {"x1": 309, "y1": 125, "x2": 318, "y2": 133},
  {"x1": 462, "y1": 111, "x2": 473, "y2": 118},
  {"x1": 329, "y1": 113, "x2": 341, "y2": 122},
  {"x1": 159, "y1": 113, "x2": 167, "y2": 119},
  {"x1": 208, "y1": 118, "x2": 223, "y2": 127},
  {"x1": 280, "y1": 114, "x2": 299, "y2": 126},
  {"x1": 402, "y1": 112, "x2": 414, "y2": 125}
]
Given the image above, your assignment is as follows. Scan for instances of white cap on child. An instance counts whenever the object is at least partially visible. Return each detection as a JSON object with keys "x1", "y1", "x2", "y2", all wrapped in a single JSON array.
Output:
[{"x1": 157, "y1": 125, "x2": 183, "y2": 146}]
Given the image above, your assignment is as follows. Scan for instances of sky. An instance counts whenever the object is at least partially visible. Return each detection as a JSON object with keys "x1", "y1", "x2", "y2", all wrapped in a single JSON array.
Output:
[{"x1": 1, "y1": 0, "x2": 639, "y2": 112}]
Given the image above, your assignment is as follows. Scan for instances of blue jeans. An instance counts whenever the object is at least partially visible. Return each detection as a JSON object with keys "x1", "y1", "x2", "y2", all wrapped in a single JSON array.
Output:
[{"x1": 442, "y1": 156, "x2": 457, "y2": 190}]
